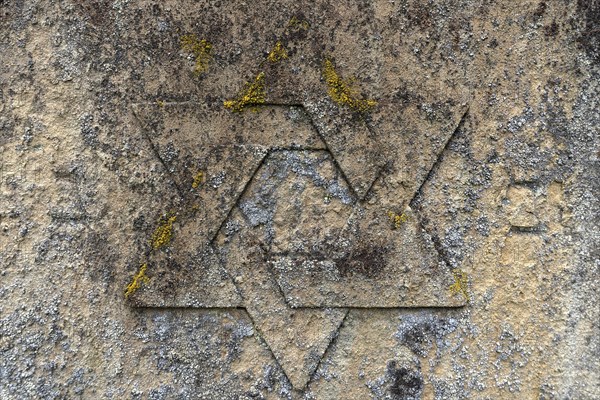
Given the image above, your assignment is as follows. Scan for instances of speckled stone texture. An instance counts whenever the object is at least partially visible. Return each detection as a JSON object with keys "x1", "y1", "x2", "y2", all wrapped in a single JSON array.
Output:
[{"x1": 1, "y1": 1, "x2": 598, "y2": 399}]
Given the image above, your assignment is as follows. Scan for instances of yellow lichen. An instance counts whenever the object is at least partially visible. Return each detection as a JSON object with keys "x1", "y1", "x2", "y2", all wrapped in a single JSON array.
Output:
[
  {"x1": 151, "y1": 215, "x2": 176, "y2": 249},
  {"x1": 224, "y1": 72, "x2": 266, "y2": 112},
  {"x1": 180, "y1": 34, "x2": 213, "y2": 76},
  {"x1": 323, "y1": 59, "x2": 377, "y2": 112},
  {"x1": 267, "y1": 41, "x2": 288, "y2": 63},
  {"x1": 288, "y1": 16, "x2": 310, "y2": 30},
  {"x1": 192, "y1": 171, "x2": 204, "y2": 189},
  {"x1": 449, "y1": 268, "x2": 470, "y2": 302},
  {"x1": 124, "y1": 263, "x2": 150, "y2": 298},
  {"x1": 156, "y1": 100, "x2": 165, "y2": 107},
  {"x1": 387, "y1": 210, "x2": 409, "y2": 229}
]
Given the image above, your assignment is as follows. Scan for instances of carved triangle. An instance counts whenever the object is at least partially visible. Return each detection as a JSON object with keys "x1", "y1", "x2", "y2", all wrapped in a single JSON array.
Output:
[
  {"x1": 252, "y1": 307, "x2": 347, "y2": 389},
  {"x1": 304, "y1": 99, "x2": 384, "y2": 199},
  {"x1": 366, "y1": 88, "x2": 471, "y2": 208}
]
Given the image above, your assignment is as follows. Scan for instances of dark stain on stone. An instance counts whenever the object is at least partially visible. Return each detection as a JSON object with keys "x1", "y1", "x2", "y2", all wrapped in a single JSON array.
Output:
[
  {"x1": 149, "y1": 265, "x2": 179, "y2": 299},
  {"x1": 533, "y1": 2, "x2": 547, "y2": 20},
  {"x1": 544, "y1": 20, "x2": 559, "y2": 37},
  {"x1": 407, "y1": 4, "x2": 433, "y2": 29},
  {"x1": 82, "y1": 232, "x2": 116, "y2": 285},
  {"x1": 80, "y1": 114, "x2": 99, "y2": 148},
  {"x1": 75, "y1": 0, "x2": 112, "y2": 29},
  {"x1": 577, "y1": 0, "x2": 600, "y2": 64},
  {"x1": 395, "y1": 313, "x2": 459, "y2": 358},
  {"x1": 133, "y1": 215, "x2": 146, "y2": 231},
  {"x1": 335, "y1": 245, "x2": 387, "y2": 278},
  {"x1": 399, "y1": 324, "x2": 433, "y2": 357},
  {"x1": 388, "y1": 361, "x2": 423, "y2": 399}
]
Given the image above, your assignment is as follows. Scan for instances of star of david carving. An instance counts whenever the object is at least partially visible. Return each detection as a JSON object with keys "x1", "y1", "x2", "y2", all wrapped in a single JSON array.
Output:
[{"x1": 128, "y1": 16, "x2": 471, "y2": 390}]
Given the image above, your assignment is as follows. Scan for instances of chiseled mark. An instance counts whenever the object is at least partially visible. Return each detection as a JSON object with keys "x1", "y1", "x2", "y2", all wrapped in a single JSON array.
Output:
[
  {"x1": 408, "y1": 109, "x2": 470, "y2": 269},
  {"x1": 306, "y1": 308, "x2": 350, "y2": 389},
  {"x1": 131, "y1": 104, "x2": 185, "y2": 197},
  {"x1": 409, "y1": 108, "x2": 469, "y2": 209},
  {"x1": 128, "y1": 96, "x2": 471, "y2": 391}
]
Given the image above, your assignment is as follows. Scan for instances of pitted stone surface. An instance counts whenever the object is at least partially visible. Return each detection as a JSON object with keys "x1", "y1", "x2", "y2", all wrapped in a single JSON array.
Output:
[
  {"x1": 1, "y1": 0, "x2": 598, "y2": 399},
  {"x1": 272, "y1": 204, "x2": 464, "y2": 308}
]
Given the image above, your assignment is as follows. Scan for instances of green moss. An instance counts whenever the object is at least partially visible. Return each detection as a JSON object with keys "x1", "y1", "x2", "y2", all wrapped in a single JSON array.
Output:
[
  {"x1": 387, "y1": 210, "x2": 409, "y2": 229},
  {"x1": 151, "y1": 215, "x2": 176, "y2": 249},
  {"x1": 124, "y1": 263, "x2": 150, "y2": 298},
  {"x1": 267, "y1": 41, "x2": 288, "y2": 63},
  {"x1": 224, "y1": 72, "x2": 266, "y2": 112},
  {"x1": 191, "y1": 171, "x2": 204, "y2": 189},
  {"x1": 449, "y1": 268, "x2": 470, "y2": 302},
  {"x1": 323, "y1": 58, "x2": 377, "y2": 112},
  {"x1": 180, "y1": 34, "x2": 213, "y2": 76}
]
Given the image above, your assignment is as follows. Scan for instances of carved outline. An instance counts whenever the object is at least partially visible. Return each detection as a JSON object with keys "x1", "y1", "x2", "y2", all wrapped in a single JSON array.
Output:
[{"x1": 130, "y1": 101, "x2": 468, "y2": 391}]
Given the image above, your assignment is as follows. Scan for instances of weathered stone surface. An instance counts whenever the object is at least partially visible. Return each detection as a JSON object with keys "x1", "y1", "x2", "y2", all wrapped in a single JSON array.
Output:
[
  {"x1": 271, "y1": 203, "x2": 464, "y2": 308},
  {"x1": 215, "y1": 203, "x2": 348, "y2": 390},
  {"x1": 1, "y1": 0, "x2": 598, "y2": 399}
]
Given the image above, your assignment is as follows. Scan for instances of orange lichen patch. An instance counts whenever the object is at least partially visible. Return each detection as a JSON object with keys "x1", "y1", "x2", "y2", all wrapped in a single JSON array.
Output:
[
  {"x1": 124, "y1": 263, "x2": 150, "y2": 298},
  {"x1": 323, "y1": 59, "x2": 377, "y2": 112},
  {"x1": 449, "y1": 268, "x2": 470, "y2": 302},
  {"x1": 224, "y1": 72, "x2": 266, "y2": 112},
  {"x1": 288, "y1": 15, "x2": 310, "y2": 30},
  {"x1": 192, "y1": 171, "x2": 204, "y2": 189},
  {"x1": 151, "y1": 215, "x2": 176, "y2": 249},
  {"x1": 387, "y1": 210, "x2": 410, "y2": 229},
  {"x1": 267, "y1": 41, "x2": 288, "y2": 63},
  {"x1": 180, "y1": 34, "x2": 213, "y2": 75}
]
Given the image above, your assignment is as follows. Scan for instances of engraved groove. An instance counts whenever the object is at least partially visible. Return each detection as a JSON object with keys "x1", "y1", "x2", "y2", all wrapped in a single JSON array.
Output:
[
  {"x1": 409, "y1": 108, "x2": 469, "y2": 208},
  {"x1": 409, "y1": 109, "x2": 470, "y2": 268},
  {"x1": 303, "y1": 113, "x2": 365, "y2": 200},
  {"x1": 306, "y1": 308, "x2": 350, "y2": 387},
  {"x1": 132, "y1": 107, "x2": 185, "y2": 198}
]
